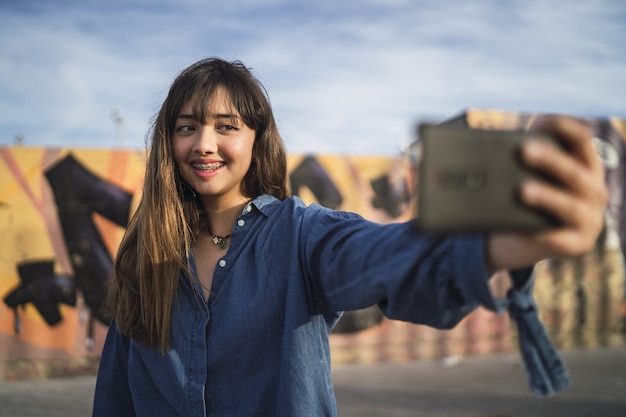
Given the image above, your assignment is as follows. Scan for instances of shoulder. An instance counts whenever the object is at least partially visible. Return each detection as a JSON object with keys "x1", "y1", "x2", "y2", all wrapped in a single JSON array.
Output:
[
  {"x1": 252, "y1": 194, "x2": 306, "y2": 213},
  {"x1": 253, "y1": 194, "x2": 363, "y2": 222}
]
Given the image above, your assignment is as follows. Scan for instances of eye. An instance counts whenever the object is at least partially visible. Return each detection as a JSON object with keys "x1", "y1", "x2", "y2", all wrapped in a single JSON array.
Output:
[
  {"x1": 175, "y1": 124, "x2": 196, "y2": 133},
  {"x1": 217, "y1": 124, "x2": 238, "y2": 132}
]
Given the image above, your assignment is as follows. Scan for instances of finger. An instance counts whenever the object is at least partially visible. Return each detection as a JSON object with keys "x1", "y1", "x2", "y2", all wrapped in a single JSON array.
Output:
[
  {"x1": 520, "y1": 178, "x2": 606, "y2": 251},
  {"x1": 520, "y1": 180, "x2": 581, "y2": 226},
  {"x1": 521, "y1": 139, "x2": 599, "y2": 199},
  {"x1": 534, "y1": 116, "x2": 600, "y2": 170}
]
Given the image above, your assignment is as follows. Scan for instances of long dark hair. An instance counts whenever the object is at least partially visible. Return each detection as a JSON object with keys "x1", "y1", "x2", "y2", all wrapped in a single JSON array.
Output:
[{"x1": 110, "y1": 58, "x2": 289, "y2": 351}]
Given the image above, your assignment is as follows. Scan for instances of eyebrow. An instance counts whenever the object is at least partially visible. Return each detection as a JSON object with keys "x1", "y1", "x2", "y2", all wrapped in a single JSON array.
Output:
[{"x1": 177, "y1": 113, "x2": 240, "y2": 120}]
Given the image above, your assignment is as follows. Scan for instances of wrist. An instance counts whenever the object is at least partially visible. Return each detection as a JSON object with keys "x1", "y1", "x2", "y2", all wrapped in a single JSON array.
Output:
[{"x1": 486, "y1": 233, "x2": 542, "y2": 273}]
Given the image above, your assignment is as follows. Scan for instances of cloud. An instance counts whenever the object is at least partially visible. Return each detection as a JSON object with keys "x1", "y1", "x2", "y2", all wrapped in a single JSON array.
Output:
[
  {"x1": 0, "y1": 0, "x2": 624, "y2": 155},
  {"x1": 232, "y1": 0, "x2": 626, "y2": 152}
]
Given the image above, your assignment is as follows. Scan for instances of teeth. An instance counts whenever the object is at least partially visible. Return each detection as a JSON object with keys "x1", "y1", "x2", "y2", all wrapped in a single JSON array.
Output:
[{"x1": 192, "y1": 162, "x2": 224, "y2": 171}]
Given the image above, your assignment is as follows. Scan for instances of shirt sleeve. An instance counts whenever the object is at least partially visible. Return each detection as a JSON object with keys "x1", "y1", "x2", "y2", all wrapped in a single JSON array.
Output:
[
  {"x1": 299, "y1": 204, "x2": 494, "y2": 329},
  {"x1": 92, "y1": 320, "x2": 137, "y2": 417}
]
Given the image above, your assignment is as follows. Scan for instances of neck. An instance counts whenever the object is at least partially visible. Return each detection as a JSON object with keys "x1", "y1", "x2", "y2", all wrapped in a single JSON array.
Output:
[{"x1": 202, "y1": 196, "x2": 250, "y2": 237}]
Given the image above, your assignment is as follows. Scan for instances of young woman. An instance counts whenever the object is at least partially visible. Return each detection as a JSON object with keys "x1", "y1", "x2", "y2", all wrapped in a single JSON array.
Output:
[{"x1": 92, "y1": 58, "x2": 608, "y2": 416}]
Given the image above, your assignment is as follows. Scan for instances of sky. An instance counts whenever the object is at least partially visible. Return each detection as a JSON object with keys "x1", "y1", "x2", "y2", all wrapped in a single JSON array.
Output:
[{"x1": 0, "y1": 0, "x2": 624, "y2": 156}]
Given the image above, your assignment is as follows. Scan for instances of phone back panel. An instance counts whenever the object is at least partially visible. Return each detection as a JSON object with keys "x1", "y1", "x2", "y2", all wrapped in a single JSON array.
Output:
[{"x1": 415, "y1": 124, "x2": 560, "y2": 233}]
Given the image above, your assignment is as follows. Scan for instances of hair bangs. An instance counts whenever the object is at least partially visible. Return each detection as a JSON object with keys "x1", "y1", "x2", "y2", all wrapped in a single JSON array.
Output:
[{"x1": 168, "y1": 67, "x2": 262, "y2": 134}]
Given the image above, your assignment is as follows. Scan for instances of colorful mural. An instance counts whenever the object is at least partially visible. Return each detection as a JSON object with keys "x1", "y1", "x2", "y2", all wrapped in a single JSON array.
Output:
[
  {"x1": 0, "y1": 148, "x2": 145, "y2": 378},
  {"x1": 1, "y1": 109, "x2": 624, "y2": 380}
]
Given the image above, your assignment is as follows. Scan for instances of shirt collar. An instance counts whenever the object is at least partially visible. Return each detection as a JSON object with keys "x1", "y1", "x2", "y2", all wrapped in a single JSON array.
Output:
[{"x1": 250, "y1": 194, "x2": 279, "y2": 217}]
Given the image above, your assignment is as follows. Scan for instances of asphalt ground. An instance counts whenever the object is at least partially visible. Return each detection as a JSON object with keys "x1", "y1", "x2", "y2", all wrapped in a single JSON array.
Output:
[{"x1": 0, "y1": 346, "x2": 624, "y2": 417}]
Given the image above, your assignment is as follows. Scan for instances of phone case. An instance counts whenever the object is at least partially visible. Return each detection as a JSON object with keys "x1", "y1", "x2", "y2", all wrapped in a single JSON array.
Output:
[{"x1": 415, "y1": 124, "x2": 560, "y2": 233}]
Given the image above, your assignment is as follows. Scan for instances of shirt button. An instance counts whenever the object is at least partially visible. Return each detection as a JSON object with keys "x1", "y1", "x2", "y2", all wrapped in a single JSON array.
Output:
[
  {"x1": 246, "y1": 205, "x2": 252, "y2": 213},
  {"x1": 218, "y1": 259, "x2": 227, "y2": 268},
  {"x1": 237, "y1": 219, "x2": 245, "y2": 227}
]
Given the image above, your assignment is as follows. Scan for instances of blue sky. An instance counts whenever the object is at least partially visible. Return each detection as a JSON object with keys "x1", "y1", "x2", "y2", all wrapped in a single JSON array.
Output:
[{"x1": 1, "y1": 0, "x2": 624, "y2": 155}]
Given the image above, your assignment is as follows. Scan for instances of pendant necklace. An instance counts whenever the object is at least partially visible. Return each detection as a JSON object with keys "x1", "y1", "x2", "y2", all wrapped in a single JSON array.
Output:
[{"x1": 208, "y1": 228, "x2": 230, "y2": 249}]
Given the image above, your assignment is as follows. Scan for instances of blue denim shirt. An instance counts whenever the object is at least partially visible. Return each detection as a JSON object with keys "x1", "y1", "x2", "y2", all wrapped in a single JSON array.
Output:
[{"x1": 93, "y1": 194, "x2": 495, "y2": 416}]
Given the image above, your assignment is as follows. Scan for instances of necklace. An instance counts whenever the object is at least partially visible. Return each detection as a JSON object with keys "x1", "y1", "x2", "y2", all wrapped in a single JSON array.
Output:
[{"x1": 208, "y1": 229, "x2": 230, "y2": 249}]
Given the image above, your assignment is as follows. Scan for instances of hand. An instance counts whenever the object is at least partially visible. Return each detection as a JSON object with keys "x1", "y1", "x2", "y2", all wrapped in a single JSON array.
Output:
[{"x1": 487, "y1": 115, "x2": 609, "y2": 272}]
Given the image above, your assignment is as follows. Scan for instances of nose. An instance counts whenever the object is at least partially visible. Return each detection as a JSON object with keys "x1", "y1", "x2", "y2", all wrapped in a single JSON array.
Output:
[{"x1": 193, "y1": 126, "x2": 218, "y2": 154}]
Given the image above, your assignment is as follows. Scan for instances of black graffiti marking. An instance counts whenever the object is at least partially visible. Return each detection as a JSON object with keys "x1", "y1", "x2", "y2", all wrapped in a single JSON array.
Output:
[
  {"x1": 289, "y1": 155, "x2": 343, "y2": 209},
  {"x1": 3, "y1": 260, "x2": 75, "y2": 329},
  {"x1": 43, "y1": 154, "x2": 132, "y2": 325},
  {"x1": 2, "y1": 153, "x2": 134, "y2": 336},
  {"x1": 370, "y1": 173, "x2": 410, "y2": 219}
]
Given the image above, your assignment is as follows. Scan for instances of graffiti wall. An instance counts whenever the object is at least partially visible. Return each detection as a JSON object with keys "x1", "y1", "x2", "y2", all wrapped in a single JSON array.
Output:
[
  {"x1": 1, "y1": 109, "x2": 624, "y2": 380},
  {"x1": 0, "y1": 148, "x2": 146, "y2": 379}
]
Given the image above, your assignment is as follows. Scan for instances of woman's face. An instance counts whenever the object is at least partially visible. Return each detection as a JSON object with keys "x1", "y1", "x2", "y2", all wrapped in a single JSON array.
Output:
[{"x1": 172, "y1": 87, "x2": 255, "y2": 207}]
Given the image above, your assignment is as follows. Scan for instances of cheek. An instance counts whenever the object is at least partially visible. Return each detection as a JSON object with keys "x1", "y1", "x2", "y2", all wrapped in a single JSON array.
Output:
[
  {"x1": 222, "y1": 136, "x2": 254, "y2": 164},
  {"x1": 171, "y1": 140, "x2": 193, "y2": 184},
  {"x1": 236, "y1": 144, "x2": 255, "y2": 169}
]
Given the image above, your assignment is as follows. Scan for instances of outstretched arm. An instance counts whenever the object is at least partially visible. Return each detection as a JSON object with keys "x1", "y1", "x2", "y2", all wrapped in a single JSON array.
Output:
[{"x1": 487, "y1": 116, "x2": 609, "y2": 271}]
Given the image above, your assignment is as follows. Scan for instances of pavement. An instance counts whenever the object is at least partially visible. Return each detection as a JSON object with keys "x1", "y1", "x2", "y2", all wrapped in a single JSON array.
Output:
[{"x1": 0, "y1": 346, "x2": 624, "y2": 417}]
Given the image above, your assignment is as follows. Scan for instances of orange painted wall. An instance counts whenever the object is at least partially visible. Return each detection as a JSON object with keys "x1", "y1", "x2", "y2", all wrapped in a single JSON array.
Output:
[{"x1": 0, "y1": 148, "x2": 145, "y2": 366}]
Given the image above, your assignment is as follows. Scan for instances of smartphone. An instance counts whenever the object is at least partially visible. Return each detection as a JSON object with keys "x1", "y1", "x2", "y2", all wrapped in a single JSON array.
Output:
[{"x1": 414, "y1": 123, "x2": 561, "y2": 233}]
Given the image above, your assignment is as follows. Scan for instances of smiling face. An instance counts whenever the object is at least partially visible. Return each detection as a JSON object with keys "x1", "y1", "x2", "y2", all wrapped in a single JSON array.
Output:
[{"x1": 172, "y1": 87, "x2": 256, "y2": 208}]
